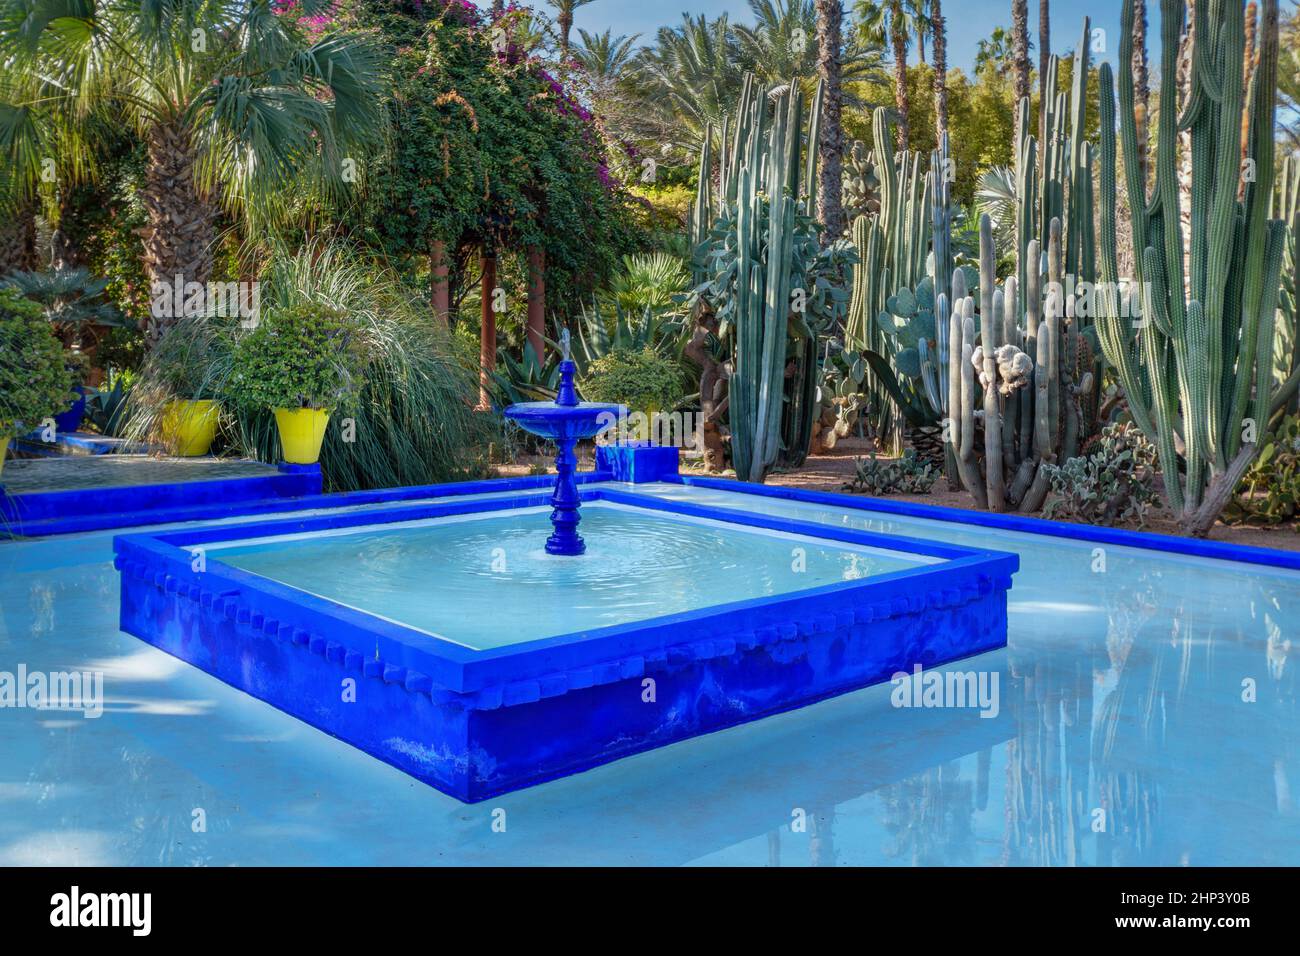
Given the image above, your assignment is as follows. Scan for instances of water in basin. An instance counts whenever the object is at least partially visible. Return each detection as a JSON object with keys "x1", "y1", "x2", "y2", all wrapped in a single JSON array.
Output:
[{"x1": 201, "y1": 502, "x2": 934, "y2": 649}]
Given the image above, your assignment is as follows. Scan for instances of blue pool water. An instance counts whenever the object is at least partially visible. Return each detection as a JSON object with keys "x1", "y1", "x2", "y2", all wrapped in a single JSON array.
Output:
[
  {"x1": 204, "y1": 503, "x2": 931, "y2": 649},
  {"x1": 1, "y1": 481, "x2": 1297, "y2": 865}
]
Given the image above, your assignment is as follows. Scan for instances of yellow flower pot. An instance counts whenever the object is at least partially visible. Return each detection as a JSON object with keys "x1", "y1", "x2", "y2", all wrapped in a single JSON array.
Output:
[
  {"x1": 274, "y1": 407, "x2": 331, "y2": 464},
  {"x1": 0, "y1": 435, "x2": 11, "y2": 479},
  {"x1": 162, "y1": 399, "x2": 220, "y2": 457}
]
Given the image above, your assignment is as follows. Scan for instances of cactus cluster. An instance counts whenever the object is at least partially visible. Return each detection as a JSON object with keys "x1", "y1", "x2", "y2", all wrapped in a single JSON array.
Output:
[
  {"x1": 846, "y1": 108, "x2": 936, "y2": 450},
  {"x1": 945, "y1": 214, "x2": 1089, "y2": 511},
  {"x1": 1095, "y1": 0, "x2": 1288, "y2": 536},
  {"x1": 688, "y1": 74, "x2": 857, "y2": 482}
]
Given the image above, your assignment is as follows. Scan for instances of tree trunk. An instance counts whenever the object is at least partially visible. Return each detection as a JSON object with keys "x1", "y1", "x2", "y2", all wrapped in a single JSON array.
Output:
[
  {"x1": 526, "y1": 245, "x2": 546, "y2": 361},
  {"x1": 815, "y1": 0, "x2": 846, "y2": 238},
  {"x1": 888, "y1": 0, "x2": 910, "y2": 150},
  {"x1": 431, "y1": 239, "x2": 450, "y2": 326},
  {"x1": 685, "y1": 303, "x2": 727, "y2": 472},
  {"x1": 140, "y1": 119, "x2": 217, "y2": 345},
  {"x1": 0, "y1": 198, "x2": 38, "y2": 276},
  {"x1": 1012, "y1": 0, "x2": 1031, "y2": 106},
  {"x1": 931, "y1": 0, "x2": 948, "y2": 140},
  {"x1": 559, "y1": 13, "x2": 573, "y2": 56},
  {"x1": 479, "y1": 251, "x2": 497, "y2": 411}
]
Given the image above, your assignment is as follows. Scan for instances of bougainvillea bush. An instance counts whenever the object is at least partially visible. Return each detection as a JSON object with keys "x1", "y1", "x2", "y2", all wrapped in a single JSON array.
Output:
[{"x1": 354, "y1": 1, "x2": 642, "y2": 315}]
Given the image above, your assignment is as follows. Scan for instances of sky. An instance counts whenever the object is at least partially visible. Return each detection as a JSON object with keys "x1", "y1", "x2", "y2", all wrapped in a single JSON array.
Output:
[{"x1": 540, "y1": 1, "x2": 1126, "y2": 75}]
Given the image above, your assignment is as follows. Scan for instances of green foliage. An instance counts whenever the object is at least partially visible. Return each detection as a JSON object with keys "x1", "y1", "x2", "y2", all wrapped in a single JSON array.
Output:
[
  {"x1": 362, "y1": 11, "x2": 641, "y2": 314},
  {"x1": 229, "y1": 304, "x2": 365, "y2": 411},
  {"x1": 134, "y1": 315, "x2": 236, "y2": 404},
  {"x1": 0, "y1": 267, "x2": 129, "y2": 338},
  {"x1": 1041, "y1": 423, "x2": 1163, "y2": 528},
  {"x1": 0, "y1": 287, "x2": 73, "y2": 434},
  {"x1": 603, "y1": 253, "x2": 690, "y2": 314},
  {"x1": 580, "y1": 347, "x2": 683, "y2": 414},
  {"x1": 1223, "y1": 415, "x2": 1300, "y2": 526},
  {"x1": 232, "y1": 242, "x2": 498, "y2": 491},
  {"x1": 842, "y1": 449, "x2": 937, "y2": 496}
]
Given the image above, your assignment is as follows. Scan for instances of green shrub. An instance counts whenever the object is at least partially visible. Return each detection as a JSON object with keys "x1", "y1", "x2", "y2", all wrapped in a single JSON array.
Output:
[
  {"x1": 228, "y1": 304, "x2": 365, "y2": 411},
  {"x1": 580, "y1": 347, "x2": 683, "y2": 415},
  {"x1": 0, "y1": 288, "x2": 74, "y2": 436},
  {"x1": 843, "y1": 449, "x2": 938, "y2": 496},
  {"x1": 1223, "y1": 415, "x2": 1300, "y2": 526},
  {"x1": 1041, "y1": 423, "x2": 1164, "y2": 528},
  {"x1": 228, "y1": 242, "x2": 499, "y2": 492}
]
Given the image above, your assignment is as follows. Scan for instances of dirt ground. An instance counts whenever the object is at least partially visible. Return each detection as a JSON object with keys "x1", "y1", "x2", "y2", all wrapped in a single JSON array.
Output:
[{"x1": 501, "y1": 438, "x2": 1300, "y2": 554}]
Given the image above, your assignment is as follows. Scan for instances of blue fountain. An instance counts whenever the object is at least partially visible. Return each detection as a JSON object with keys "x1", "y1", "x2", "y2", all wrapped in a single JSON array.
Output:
[{"x1": 504, "y1": 331, "x2": 624, "y2": 556}]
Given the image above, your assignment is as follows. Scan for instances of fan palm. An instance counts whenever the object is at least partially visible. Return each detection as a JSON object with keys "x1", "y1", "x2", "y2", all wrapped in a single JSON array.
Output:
[{"x1": 0, "y1": 0, "x2": 384, "y2": 342}]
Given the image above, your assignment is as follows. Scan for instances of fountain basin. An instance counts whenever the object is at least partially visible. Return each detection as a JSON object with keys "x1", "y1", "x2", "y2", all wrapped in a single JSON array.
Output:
[
  {"x1": 114, "y1": 487, "x2": 1017, "y2": 802},
  {"x1": 502, "y1": 401, "x2": 624, "y2": 441}
]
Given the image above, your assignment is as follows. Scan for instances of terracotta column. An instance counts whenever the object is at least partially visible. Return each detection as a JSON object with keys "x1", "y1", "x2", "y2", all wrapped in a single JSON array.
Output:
[
  {"x1": 431, "y1": 239, "x2": 450, "y2": 326},
  {"x1": 526, "y1": 245, "x2": 546, "y2": 361},
  {"x1": 478, "y1": 250, "x2": 497, "y2": 410}
]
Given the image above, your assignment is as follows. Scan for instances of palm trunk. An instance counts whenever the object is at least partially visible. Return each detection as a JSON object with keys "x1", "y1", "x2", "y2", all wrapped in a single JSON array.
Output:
[
  {"x1": 1012, "y1": 0, "x2": 1031, "y2": 106},
  {"x1": 815, "y1": 0, "x2": 846, "y2": 238},
  {"x1": 140, "y1": 120, "x2": 217, "y2": 345},
  {"x1": 931, "y1": 0, "x2": 948, "y2": 140},
  {"x1": 560, "y1": 14, "x2": 573, "y2": 56},
  {"x1": 888, "y1": 0, "x2": 910, "y2": 150},
  {"x1": 0, "y1": 198, "x2": 38, "y2": 276}
]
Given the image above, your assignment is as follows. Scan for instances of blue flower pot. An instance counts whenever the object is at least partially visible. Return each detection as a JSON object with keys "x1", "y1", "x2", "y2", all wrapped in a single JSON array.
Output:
[{"x1": 53, "y1": 387, "x2": 88, "y2": 435}]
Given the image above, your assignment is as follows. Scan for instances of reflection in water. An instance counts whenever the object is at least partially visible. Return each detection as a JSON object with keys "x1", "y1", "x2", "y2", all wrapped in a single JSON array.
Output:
[{"x1": 3, "y1": 493, "x2": 1300, "y2": 865}]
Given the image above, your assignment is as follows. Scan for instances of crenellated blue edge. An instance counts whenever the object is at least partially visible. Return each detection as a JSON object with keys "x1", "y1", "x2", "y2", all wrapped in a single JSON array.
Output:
[
  {"x1": 114, "y1": 486, "x2": 1017, "y2": 801},
  {"x1": 670, "y1": 475, "x2": 1300, "y2": 573}
]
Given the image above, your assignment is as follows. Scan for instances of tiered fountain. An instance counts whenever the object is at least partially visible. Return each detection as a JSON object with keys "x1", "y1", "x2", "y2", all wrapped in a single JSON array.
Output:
[{"x1": 502, "y1": 331, "x2": 624, "y2": 555}]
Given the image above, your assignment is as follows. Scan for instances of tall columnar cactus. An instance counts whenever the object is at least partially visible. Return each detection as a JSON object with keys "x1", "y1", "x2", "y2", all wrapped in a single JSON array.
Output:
[
  {"x1": 688, "y1": 74, "x2": 849, "y2": 482},
  {"x1": 1273, "y1": 154, "x2": 1300, "y2": 411},
  {"x1": 845, "y1": 108, "x2": 933, "y2": 449},
  {"x1": 1096, "y1": 0, "x2": 1288, "y2": 536}
]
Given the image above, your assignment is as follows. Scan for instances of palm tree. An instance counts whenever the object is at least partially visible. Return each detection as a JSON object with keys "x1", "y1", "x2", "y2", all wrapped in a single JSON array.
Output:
[
  {"x1": 815, "y1": 0, "x2": 846, "y2": 238},
  {"x1": 736, "y1": 0, "x2": 819, "y2": 79},
  {"x1": 931, "y1": 0, "x2": 947, "y2": 140},
  {"x1": 1012, "y1": 0, "x2": 1031, "y2": 105},
  {"x1": 573, "y1": 29, "x2": 641, "y2": 88},
  {"x1": 856, "y1": 0, "x2": 915, "y2": 147},
  {"x1": 737, "y1": 0, "x2": 886, "y2": 87},
  {"x1": 548, "y1": 0, "x2": 598, "y2": 57},
  {"x1": 887, "y1": 0, "x2": 912, "y2": 148},
  {"x1": 633, "y1": 14, "x2": 744, "y2": 150},
  {"x1": 0, "y1": 0, "x2": 384, "y2": 342},
  {"x1": 906, "y1": 0, "x2": 932, "y2": 64}
]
